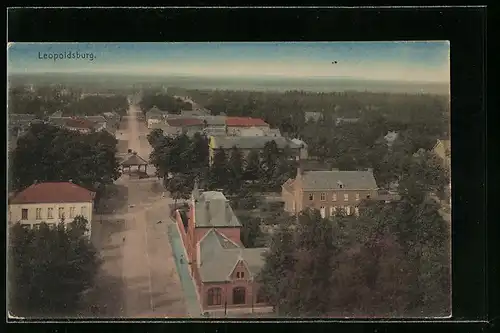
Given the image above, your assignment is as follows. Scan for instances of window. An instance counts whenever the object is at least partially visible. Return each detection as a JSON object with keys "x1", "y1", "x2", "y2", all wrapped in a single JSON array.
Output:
[
  {"x1": 292, "y1": 201, "x2": 296, "y2": 212},
  {"x1": 33, "y1": 223, "x2": 41, "y2": 230},
  {"x1": 256, "y1": 289, "x2": 269, "y2": 303},
  {"x1": 47, "y1": 208, "x2": 54, "y2": 219},
  {"x1": 338, "y1": 182, "x2": 344, "y2": 189},
  {"x1": 356, "y1": 193, "x2": 360, "y2": 201},
  {"x1": 346, "y1": 206, "x2": 351, "y2": 215},
  {"x1": 21, "y1": 209, "x2": 28, "y2": 220},
  {"x1": 69, "y1": 207, "x2": 76, "y2": 218},
  {"x1": 36, "y1": 208, "x2": 42, "y2": 220},
  {"x1": 81, "y1": 206, "x2": 87, "y2": 217},
  {"x1": 332, "y1": 193, "x2": 337, "y2": 201},
  {"x1": 366, "y1": 195, "x2": 371, "y2": 199},
  {"x1": 308, "y1": 194, "x2": 314, "y2": 201},
  {"x1": 344, "y1": 194, "x2": 349, "y2": 201},
  {"x1": 207, "y1": 288, "x2": 222, "y2": 306},
  {"x1": 320, "y1": 193, "x2": 326, "y2": 201},
  {"x1": 58, "y1": 207, "x2": 65, "y2": 219},
  {"x1": 236, "y1": 271, "x2": 245, "y2": 279},
  {"x1": 330, "y1": 206, "x2": 336, "y2": 216},
  {"x1": 320, "y1": 206, "x2": 326, "y2": 218},
  {"x1": 232, "y1": 287, "x2": 246, "y2": 305}
]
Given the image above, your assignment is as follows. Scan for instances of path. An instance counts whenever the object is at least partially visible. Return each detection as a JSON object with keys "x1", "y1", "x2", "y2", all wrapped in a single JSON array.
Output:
[{"x1": 89, "y1": 100, "x2": 187, "y2": 318}]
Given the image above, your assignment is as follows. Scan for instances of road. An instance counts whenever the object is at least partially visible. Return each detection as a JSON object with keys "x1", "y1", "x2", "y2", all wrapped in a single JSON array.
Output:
[{"x1": 88, "y1": 101, "x2": 188, "y2": 318}]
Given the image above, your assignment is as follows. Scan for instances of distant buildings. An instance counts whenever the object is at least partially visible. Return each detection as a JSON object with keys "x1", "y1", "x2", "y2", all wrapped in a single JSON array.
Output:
[
  {"x1": 174, "y1": 186, "x2": 272, "y2": 315},
  {"x1": 225, "y1": 117, "x2": 270, "y2": 136},
  {"x1": 8, "y1": 181, "x2": 95, "y2": 237},
  {"x1": 208, "y1": 136, "x2": 307, "y2": 165},
  {"x1": 282, "y1": 167, "x2": 379, "y2": 218}
]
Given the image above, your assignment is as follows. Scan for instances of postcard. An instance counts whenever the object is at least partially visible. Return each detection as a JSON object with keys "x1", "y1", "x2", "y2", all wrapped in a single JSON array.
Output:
[{"x1": 7, "y1": 41, "x2": 451, "y2": 319}]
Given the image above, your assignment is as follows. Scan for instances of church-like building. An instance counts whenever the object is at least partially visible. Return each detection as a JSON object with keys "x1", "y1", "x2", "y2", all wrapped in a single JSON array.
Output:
[{"x1": 174, "y1": 183, "x2": 272, "y2": 316}]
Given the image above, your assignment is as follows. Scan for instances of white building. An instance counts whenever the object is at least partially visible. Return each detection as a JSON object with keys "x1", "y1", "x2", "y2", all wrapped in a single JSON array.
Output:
[{"x1": 8, "y1": 182, "x2": 96, "y2": 236}]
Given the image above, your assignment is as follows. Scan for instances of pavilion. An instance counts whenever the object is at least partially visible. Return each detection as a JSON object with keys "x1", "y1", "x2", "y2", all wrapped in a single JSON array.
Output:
[{"x1": 120, "y1": 152, "x2": 149, "y2": 175}]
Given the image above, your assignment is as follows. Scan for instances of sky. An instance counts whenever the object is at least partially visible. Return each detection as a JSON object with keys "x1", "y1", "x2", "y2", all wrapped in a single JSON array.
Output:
[{"x1": 7, "y1": 42, "x2": 450, "y2": 83}]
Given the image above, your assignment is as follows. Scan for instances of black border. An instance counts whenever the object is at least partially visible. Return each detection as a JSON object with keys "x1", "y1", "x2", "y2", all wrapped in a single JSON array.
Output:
[{"x1": 6, "y1": 6, "x2": 490, "y2": 333}]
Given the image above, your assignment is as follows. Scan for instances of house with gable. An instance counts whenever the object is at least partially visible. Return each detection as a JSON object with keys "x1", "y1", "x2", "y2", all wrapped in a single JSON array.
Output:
[
  {"x1": 174, "y1": 184, "x2": 272, "y2": 315},
  {"x1": 282, "y1": 167, "x2": 379, "y2": 218}
]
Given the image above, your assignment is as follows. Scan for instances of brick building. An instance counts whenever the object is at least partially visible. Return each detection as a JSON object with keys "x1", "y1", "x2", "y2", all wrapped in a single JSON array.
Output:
[{"x1": 174, "y1": 185, "x2": 272, "y2": 315}]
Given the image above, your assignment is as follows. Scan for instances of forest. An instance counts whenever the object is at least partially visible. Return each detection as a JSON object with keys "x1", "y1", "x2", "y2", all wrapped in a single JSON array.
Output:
[
  {"x1": 8, "y1": 84, "x2": 128, "y2": 118},
  {"x1": 138, "y1": 92, "x2": 192, "y2": 114}
]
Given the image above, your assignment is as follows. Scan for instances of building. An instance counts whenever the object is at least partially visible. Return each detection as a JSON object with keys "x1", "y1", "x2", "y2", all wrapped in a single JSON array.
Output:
[
  {"x1": 8, "y1": 181, "x2": 95, "y2": 236},
  {"x1": 432, "y1": 139, "x2": 451, "y2": 170},
  {"x1": 64, "y1": 117, "x2": 102, "y2": 133},
  {"x1": 208, "y1": 136, "x2": 306, "y2": 165},
  {"x1": 384, "y1": 131, "x2": 399, "y2": 148},
  {"x1": 225, "y1": 117, "x2": 270, "y2": 136},
  {"x1": 282, "y1": 168, "x2": 378, "y2": 218},
  {"x1": 174, "y1": 186, "x2": 272, "y2": 315},
  {"x1": 230, "y1": 127, "x2": 282, "y2": 138},
  {"x1": 304, "y1": 111, "x2": 323, "y2": 122},
  {"x1": 335, "y1": 117, "x2": 360, "y2": 126},
  {"x1": 290, "y1": 138, "x2": 309, "y2": 160},
  {"x1": 146, "y1": 106, "x2": 168, "y2": 128}
]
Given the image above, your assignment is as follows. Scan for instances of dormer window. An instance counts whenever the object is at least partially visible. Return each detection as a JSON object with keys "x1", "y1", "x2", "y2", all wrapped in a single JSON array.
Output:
[
  {"x1": 337, "y1": 181, "x2": 344, "y2": 189},
  {"x1": 236, "y1": 271, "x2": 245, "y2": 279}
]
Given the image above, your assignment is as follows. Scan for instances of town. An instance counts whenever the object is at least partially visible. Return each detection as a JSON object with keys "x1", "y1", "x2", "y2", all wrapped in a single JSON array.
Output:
[{"x1": 8, "y1": 82, "x2": 451, "y2": 318}]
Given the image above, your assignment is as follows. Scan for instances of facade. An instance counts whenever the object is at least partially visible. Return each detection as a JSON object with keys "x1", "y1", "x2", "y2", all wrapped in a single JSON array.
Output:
[
  {"x1": 8, "y1": 182, "x2": 95, "y2": 236},
  {"x1": 282, "y1": 168, "x2": 379, "y2": 218},
  {"x1": 208, "y1": 136, "x2": 306, "y2": 165},
  {"x1": 174, "y1": 187, "x2": 272, "y2": 315},
  {"x1": 432, "y1": 139, "x2": 451, "y2": 170},
  {"x1": 225, "y1": 117, "x2": 270, "y2": 136}
]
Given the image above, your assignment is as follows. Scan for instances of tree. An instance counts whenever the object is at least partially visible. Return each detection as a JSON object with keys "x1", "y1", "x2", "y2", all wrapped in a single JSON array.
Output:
[
  {"x1": 239, "y1": 215, "x2": 263, "y2": 248},
  {"x1": 244, "y1": 150, "x2": 261, "y2": 182},
  {"x1": 8, "y1": 219, "x2": 101, "y2": 316},
  {"x1": 226, "y1": 146, "x2": 245, "y2": 195},
  {"x1": 147, "y1": 128, "x2": 165, "y2": 148},
  {"x1": 10, "y1": 123, "x2": 120, "y2": 193},
  {"x1": 166, "y1": 175, "x2": 193, "y2": 209},
  {"x1": 208, "y1": 148, "x2": 228, "y2": 191},
  {"x1": 261, "y1": 141, "x2": 280, "y2": 182}
]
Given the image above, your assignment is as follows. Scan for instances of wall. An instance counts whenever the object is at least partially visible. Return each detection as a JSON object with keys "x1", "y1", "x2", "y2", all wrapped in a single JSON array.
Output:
[
  {"x1": 300, "y1": 189, "x2": 377, "y2": 217},
  {"x1": 216, "y1": 227, "x2": 242, "y2": 246},
  {"x1": 201, "y1": 278, "x2": 269, "y2": 312},
  {"x1": 9, "y1": 201, "x2": 94, "y2": 231}
]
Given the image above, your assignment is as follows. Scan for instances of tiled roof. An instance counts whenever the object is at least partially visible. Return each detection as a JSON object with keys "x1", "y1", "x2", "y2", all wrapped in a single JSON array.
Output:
[
  {"x1": 194, "y1": 191, "x2": 241, "y2": 227},
  {"x1": 120, "y1": 153, "x2": 148, "y2": 166},
  {"x1": 225, "y1": 117, "x2": 269, "y2": 127},
  {"x1": 300, "y1": 170, "x2": 378, "y2": 190},
  {"x1": 211, "y1": 136, "x2": 302, "y2": 150},
  {"x1": 10, "y1": 182, "x2": 95, "y2": 204},
  {"x1": 166, "y1": 118, "x2": 204, "y2": 127},
  {"x1": 198, "y1": 229, "x2": 268, "y2": 282},
  {"x1": 65, "y1": 117, "x2": 97, "y2": 129}
]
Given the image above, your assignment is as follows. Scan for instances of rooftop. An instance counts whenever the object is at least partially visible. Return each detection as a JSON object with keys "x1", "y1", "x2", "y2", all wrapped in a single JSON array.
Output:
[
  {"x1": 211, "y1": 136, "x2": 302, "y2": 150},
  {"x1": 226, "y1": 117, "x2": 269, "y2": 127},
  {"x1": 299, "y1": 170, "x2": 378, "y2": 190},
  {"x1": 193, "y1": 191, "x2": 241, "y2": 228},
  {"x1": 120, "y1": 152, "x2": 148, "y2": 166},
  {"x1": 199, "y1": 229, "x2": 268, "y2": 282},
  {"x1": 166, "y1": 118, "x2": 204, "y2": 127},
  {"x1": 10, "y1": 182, "x2": 96, "y2": 204},
  {"x1": 65, "y1": 117, "x2": 97, "y2": 129}
]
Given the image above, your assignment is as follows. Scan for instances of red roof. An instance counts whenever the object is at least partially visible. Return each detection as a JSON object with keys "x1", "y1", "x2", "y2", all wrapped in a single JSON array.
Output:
[
  {"x1": 225, "y1": 117, "x2": 269, "y2": 127},
  {"x1": 65, "y1": 117, "x2": 96, "y2": 129},
  {"x1": 10, "y1": 182, "x2": 96, "y2": 204},
  {"x1": 166, "y1": 118, "x2": 204, "y2": 127}
]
